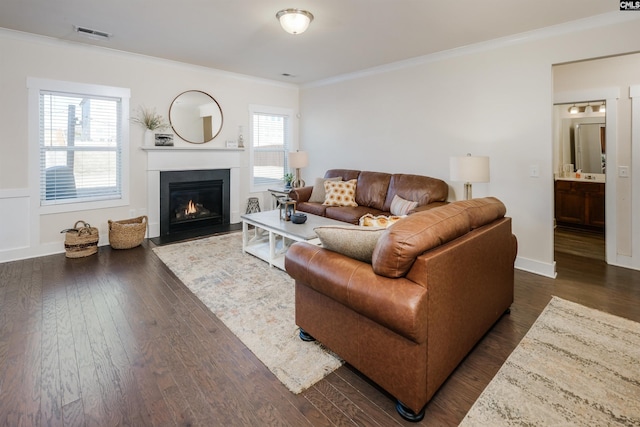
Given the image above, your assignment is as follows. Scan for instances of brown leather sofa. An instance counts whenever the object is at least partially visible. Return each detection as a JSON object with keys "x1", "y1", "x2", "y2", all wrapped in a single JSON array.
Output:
[
  {"x1": 285, "y1": 197, "x2": 517, "y2": 422},
  {"x1": 289, "y1": 169, "x2": 449, "y2": 224}
]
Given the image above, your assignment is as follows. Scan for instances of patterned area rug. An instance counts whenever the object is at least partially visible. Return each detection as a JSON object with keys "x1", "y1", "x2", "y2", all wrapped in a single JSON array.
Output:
[
  {"x1": 461, "y1": 297, "x2": 640, "y2": 426},
  {"x1": 152, "y1": 232, "x2": 343, "y2": 394}
]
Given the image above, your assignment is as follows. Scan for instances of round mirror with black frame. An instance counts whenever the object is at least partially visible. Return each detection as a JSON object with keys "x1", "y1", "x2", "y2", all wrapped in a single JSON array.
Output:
[{"x1": 169, "y1": 90, "x2": 223, "y2": 144}]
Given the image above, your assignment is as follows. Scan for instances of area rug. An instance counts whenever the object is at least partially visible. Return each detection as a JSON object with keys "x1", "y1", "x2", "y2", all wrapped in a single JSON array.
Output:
[
  {"x1": 461, "y1": 297, "x2": 640, "y2": 426},
  {"x1": 152, "y1": 232, "x2": 343, "y2": 394}
]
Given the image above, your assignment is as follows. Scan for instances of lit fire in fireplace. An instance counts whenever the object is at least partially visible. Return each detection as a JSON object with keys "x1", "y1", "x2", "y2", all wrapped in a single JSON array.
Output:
[
  {"x1": 175, "y1": 199, "x2": 211, "y2": 221},
  {"x1": 185, "y1": 200, "x2": 197, "y2": 215}
]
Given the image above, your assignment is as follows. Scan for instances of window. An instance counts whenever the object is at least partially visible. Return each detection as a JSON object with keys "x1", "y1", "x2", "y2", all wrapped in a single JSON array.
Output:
[
  {"x1": 28, "y1": 78, "x2": 130, "y2": 213},
  {"x1": 249, "y1": 105, "x2": 293, "y2": 192}
]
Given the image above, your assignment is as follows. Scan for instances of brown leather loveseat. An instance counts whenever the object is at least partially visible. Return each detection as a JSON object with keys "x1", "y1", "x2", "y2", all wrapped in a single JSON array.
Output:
[
  {"x1": 289, "y1": 169, "x2": 449, "y2": 224},
  {"x1": 285, "y1": 197, "x2": 517, "y2": 422}
]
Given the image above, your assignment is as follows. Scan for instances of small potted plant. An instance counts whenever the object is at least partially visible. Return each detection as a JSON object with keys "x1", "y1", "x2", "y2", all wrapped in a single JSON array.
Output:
[
  {"x1": 132, "y1": 105, "x2": 169, "y2": 146},
  {"x1": 283, "y1": 172, "x2": 294, "y2": 189}
]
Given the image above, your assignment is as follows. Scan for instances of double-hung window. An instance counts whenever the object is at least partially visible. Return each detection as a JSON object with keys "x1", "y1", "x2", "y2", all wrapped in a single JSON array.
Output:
[
  {"x1": 29, "y1": 78, "x2": 130, "y2": 212},
  {"x1": 249, "y1": 105, "x2": 293, "y2": 192}
]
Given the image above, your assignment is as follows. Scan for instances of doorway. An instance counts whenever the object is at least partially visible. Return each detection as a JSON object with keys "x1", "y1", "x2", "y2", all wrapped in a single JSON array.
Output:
[{"x1": 553, "y1": 101, "x2": 606, "y2": 263}]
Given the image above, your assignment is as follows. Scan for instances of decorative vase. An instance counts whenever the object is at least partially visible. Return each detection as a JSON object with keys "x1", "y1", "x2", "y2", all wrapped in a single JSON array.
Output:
[{"x1": 144, "y1": 129, "x2": 154, "y2": 147}]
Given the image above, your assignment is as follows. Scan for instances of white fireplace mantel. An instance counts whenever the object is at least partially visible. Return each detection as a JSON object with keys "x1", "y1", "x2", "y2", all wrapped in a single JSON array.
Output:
[{"x1": 144, "y1": 147, "x2": 243, "y2": 238}]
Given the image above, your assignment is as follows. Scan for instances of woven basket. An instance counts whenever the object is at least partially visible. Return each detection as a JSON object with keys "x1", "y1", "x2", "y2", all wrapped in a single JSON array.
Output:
[
  {"x1": 62, "y1": 220, "x2": 99, "y2": 258},
  {"x1": 108, "y1": 215, "x2": 147, "y2": 249}
]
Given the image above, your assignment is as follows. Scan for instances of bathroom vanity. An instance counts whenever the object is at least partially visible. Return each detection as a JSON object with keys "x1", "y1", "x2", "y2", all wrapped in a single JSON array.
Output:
[{"x1": 554, "y1": 178, "x2": 605, "y2": 231}]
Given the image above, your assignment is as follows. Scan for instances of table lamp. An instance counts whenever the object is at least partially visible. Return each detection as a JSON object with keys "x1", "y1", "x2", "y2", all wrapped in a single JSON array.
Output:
[
  {"x1": 449, "y1": 154, "x2": 490, "y2": 200},
  {"x1": 289, "y1": 150, "x2": 308, "y2": 188}
]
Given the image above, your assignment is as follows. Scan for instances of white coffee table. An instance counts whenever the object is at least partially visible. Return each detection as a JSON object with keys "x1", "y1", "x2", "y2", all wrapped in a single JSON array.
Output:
[{"x1": 241, "y1": 210, "x2": 345, "y2": 270}]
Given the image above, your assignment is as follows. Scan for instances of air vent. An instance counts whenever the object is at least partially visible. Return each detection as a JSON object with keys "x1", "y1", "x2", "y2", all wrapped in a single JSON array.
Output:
[{"x1": 74, "y1": 26, "x2": 112, "y2": 40}]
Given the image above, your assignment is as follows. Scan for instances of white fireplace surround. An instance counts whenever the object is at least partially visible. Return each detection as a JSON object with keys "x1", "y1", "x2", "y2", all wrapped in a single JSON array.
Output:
[{"x1": 144, "y1": 146, "x2": 242, "y2": 238}]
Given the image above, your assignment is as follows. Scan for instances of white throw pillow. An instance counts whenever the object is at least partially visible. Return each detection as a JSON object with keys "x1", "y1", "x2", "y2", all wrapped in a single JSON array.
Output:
[{"x1": 390, "y1": 194, "x2": 418, "y2": 216}]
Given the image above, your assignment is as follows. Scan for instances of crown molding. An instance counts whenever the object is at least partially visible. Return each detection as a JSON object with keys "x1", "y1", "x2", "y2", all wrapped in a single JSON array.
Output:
[
  {"x1": 0, "y1": 27, "x2": 298, "y2": 90},
  {"x1": 303, "y1": 12, "x2": 640, "y2": 89}
]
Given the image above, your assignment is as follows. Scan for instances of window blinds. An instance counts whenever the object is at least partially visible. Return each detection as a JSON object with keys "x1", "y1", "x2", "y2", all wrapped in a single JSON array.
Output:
[
  {"x1": 39, "y1": 91, "x2": 122, "y2": 205},
  {"x1": 252, "y1": 112, "x2": 290, "y2": 187}
]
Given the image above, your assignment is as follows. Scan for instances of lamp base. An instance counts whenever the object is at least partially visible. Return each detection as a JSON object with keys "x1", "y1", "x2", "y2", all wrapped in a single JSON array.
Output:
[
  {"x1": 292, "y1": 169, "x2": 305, "y2": 188},
  {"x1": 464, "y1": 182, "x2": 473, "y2": 200}
]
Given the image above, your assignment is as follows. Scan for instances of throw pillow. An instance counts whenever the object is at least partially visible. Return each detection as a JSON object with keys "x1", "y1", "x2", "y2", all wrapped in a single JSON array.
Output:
[
  {"x1": 308, "y1": 176, "x2": 342, "y2": 203},
  {"x1": 390, "y1": 194, "x2": 418, "y2": 216},
  {"x1": 314, "y1": 225, "x2": 385, "y2": 263},
  {"x1": 359, "y1": 213, "x2": 406, "y2": 228},
  {"x1": 323, "y1": 179, "x2": 358, "y2": 207}
]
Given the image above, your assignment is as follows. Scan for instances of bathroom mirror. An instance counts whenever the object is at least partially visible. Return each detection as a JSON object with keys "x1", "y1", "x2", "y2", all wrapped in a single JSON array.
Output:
[
  {"x1": 169, "y1": 90, "x2": 223, "y2": 144},
  {"x1": 554, "y1": 102, "x2": 606, "y2": 176},
  {"x1": 572, "y1": 123, "x2": 605, "y2": 174}
]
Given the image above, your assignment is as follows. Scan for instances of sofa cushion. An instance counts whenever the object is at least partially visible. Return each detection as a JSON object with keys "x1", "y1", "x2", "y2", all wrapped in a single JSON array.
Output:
[
  {"x1": 390, "y1": 194, "x2": 418, "y2": 216},
  {"x1": 323, "y1": 179, "x2": 358, "y2": 207},
  {"x1": 315, "y1": 225, "x2": 386, "y2": 263},
  {"x1": 455, "y1": 197, "x2": 507, "y2": 229},
  {"x1": 309, "y1": 176, "x2": 342, "y2": 203},
  {"x1": 355, "y1": 171, "x2": 391, "y2": 211},
  {"x1": 324, "y1": 169, "x2": 361, "y2": 181},
  {"x1": 325, "y1": 206, "x2": 386, "y2": 225},
  {"x1": 372, "y1": 197, "x2": 507, "y2": 278},
  {"x1": 382, "y1": 174, "x2": 449, "y2": 212},
  {"x1": 372, "y1": 204, "x2": 470, "y2": 278}
]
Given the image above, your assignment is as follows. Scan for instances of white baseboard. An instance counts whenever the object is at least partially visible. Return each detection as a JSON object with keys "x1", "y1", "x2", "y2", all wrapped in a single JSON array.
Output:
[{"x1": 515, "y1": 256, "x2": 557, "y2": 278}]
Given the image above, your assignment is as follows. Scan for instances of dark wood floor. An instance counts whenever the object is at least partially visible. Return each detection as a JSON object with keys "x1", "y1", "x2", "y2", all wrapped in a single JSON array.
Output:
[{"x1": 1, "y1": 237, "x2": 639, "y2": 427}]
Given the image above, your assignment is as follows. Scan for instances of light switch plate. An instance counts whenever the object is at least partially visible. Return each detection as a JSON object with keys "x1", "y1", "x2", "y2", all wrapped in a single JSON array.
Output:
[
  {"x1": 618, "y1": 166, "x2": 629, "y2": 178},
  {"x1": 529, "y1": 165, "x2": 540, "y2": 177}
]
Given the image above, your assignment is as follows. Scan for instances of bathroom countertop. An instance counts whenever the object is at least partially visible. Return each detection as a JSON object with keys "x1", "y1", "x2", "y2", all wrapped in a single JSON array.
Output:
[{"x1": 555, "y1": 175, "x2": 605, "y2": 183}]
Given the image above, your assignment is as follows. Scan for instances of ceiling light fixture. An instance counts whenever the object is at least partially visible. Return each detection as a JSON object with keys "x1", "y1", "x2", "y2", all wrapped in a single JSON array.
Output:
[
  {"x1": 568, "y1": 104, "x2": 579, "y2": 114},
  {"x1": 276, "y1": 9, "x2": 314, "y2": 35},
  {"x1": 599, "y1": 102, "x2": 606, "y2": 113}
]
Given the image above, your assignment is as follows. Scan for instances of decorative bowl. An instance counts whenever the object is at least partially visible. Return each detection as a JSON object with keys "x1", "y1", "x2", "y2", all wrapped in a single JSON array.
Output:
[{"x1": 291, "y1": 213, "x2": 307, "y2": 224}]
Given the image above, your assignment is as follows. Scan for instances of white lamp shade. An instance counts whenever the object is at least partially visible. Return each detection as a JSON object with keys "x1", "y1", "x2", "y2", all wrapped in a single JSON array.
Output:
[
  {"x1": 450, "y1": 156, "x2": 490, "y2": 183},
  {"x1": 289, "y1": 151, "x2": 309, "y2": 168},
  {"x1": 277, "y1": 9, "x2": 313, "y2": 34}
]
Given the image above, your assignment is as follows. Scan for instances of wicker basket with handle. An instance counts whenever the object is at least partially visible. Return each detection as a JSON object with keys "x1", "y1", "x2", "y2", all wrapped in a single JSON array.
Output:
[
  {"x1": 61, "y1": 220, "x2": 99, "y2": 258},
  {"x1": 108, "y1": 215, "x2": 147, "y2": 249}
]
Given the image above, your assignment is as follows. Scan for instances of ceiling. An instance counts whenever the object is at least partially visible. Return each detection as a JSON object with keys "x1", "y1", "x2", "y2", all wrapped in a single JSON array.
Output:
[{"x1": 0, "y1": 1, "x2": 620, "y2": 84}]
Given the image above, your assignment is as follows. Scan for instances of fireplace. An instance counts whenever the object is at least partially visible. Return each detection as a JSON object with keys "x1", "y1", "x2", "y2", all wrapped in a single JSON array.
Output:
[{"x1": 160, "y1": 169, "x2": 230, "y2": 239}]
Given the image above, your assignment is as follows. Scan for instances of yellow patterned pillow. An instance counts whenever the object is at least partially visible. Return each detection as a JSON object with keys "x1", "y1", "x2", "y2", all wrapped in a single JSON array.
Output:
[
  {"x1": 323, "y1": 179, "x2": 358, "y2": 207},
  {"x1": 359, "y1": 213, "x2": 405, "y2": 228}
]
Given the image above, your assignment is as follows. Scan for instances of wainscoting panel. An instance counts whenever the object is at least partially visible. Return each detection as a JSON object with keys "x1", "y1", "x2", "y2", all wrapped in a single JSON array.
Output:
[{"x1": 0, "y1": 190, "x2": 30, "y2": 252}]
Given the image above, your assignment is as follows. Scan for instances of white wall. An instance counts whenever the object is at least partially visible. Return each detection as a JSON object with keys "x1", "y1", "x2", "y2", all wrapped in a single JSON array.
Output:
[
  {"x1": 299, "y1": 14, "x2": 640, "y2": 277},
  {"x1": 0, "y1": 29, "x2": 299, "y2": 262}
]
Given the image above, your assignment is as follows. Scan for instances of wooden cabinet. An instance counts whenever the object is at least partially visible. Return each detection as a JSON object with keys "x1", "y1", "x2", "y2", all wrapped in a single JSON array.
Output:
[{"x1": 555, "y1": 180, "x2": 605, "y2": 230}]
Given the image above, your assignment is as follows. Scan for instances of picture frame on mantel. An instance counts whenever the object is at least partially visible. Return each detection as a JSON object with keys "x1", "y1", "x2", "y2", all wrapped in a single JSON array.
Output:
[{"x1": 155, "y1": 134, "x2": 174, "y2": 146}]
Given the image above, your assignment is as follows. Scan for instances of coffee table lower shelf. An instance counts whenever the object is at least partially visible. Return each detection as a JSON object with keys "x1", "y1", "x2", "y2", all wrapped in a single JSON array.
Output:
[
  {"x1": 242, "y1": 220, "x2": 320, "y2": 270},
  {"x1": 241, "y1": 210, "x2": 338, "y2": 270}
]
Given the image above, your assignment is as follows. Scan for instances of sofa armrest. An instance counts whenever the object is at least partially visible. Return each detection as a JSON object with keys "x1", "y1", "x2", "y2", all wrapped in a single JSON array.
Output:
[
  {"x1": 289, "y1": 186, "x2": 312, "y2": 203},
  {"x1": 285, "y1": 242, "x2": 428, "y2": 343}
]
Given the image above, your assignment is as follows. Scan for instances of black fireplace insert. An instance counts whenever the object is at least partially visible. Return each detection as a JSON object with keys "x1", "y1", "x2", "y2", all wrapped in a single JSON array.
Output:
[{"x1": 160, "y1": 169, "x2": 230, "y2": 238}]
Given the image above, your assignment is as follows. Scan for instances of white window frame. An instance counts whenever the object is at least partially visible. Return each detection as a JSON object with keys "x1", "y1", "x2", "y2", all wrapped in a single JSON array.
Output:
[
  {"x1": 28, "y1": 78, "x2": 130, "y2": 214},
  {"x1": 248, "y1": 104, "x2": 293, "y2": 193}
]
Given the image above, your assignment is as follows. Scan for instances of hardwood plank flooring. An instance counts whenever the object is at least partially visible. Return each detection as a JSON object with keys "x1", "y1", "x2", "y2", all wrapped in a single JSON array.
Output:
[
  {"x1": 0, "y1": 238, "x2": 639, "y2": 426},
  {"x1": 555, "y1": 226, "x2": 605, "y2": 261}
]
